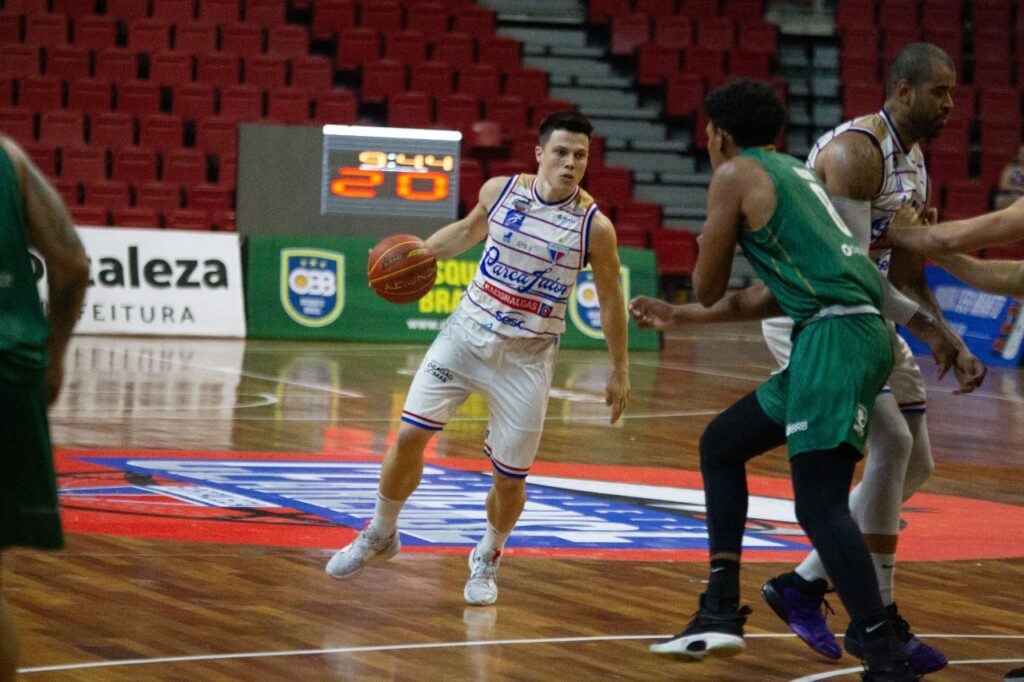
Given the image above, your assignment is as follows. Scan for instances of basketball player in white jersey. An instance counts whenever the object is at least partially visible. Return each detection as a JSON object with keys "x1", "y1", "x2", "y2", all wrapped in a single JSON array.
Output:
[
  {"x1": 757, "y1": 43, "x2": 985, "y2": 675},
  {"x1": 325, "y1": 110, "x2": 630, "y2": 606}
]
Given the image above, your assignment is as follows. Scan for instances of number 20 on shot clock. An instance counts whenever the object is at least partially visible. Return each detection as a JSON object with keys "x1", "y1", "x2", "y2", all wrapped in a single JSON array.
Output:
[{"x1": 320, "y1": 125, "x2": 462, "y2": 220}]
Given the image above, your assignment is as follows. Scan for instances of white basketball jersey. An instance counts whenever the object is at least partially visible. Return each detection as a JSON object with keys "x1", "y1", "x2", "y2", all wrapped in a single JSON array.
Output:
[
  {"x1": 807, "y1": 109, "x2": 929, "y2": 277},
  {"x1": 459, "y1": 174, "x2": 597, "y2": 338}
]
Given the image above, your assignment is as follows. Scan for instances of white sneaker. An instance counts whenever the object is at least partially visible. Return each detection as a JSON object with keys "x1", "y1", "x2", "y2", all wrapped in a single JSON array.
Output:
[
  {"x1": 464, "y1": 546, "x2": 502, "y2": 606},
  {"x1": 325, "y1": 525, "x2": 400, "y2": 579}
]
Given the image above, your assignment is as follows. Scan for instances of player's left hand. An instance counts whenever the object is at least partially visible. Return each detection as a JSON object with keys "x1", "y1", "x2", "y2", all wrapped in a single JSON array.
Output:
[
  {"x1": 605, "y1": 368, "x2": 630, "y2": 424},
  {"x1": 948, "y1": 347, "x2": 987, "y2": 394},
  {"x1": 629, "y1": 296, "x2": 676, "y2": 330}
]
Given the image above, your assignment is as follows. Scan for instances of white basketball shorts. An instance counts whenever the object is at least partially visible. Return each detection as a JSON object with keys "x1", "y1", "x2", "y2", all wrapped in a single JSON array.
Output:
[{"x1": 401, "y1": 306, "x2": 559, "y2": 478}]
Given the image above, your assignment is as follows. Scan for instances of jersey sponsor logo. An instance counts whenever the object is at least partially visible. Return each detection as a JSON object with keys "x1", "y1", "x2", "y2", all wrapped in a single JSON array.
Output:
[
  {"x1": 554, "y1": 213, "x2": 576, "y2": 228},
  {"x1": 482, "y1": 281, "x2": 552, "y2": 317},
  {"x1": 569, "y1": 265, "x2": 629, "y2": 339},
  {"x1": 280, "y1": 249, "x2": 344, "y2": 327},
  {"x1": 54, "y1": 450, "x2": 1024, "y2": 561},
  {"x1": 494, "y1": 309, "x2": 527, "y2": 329},
  {"x1": 853, "y1": 403, "x2": 868, "y2": 436},
  {"x1": 502, "y1": 210, "x2": 526, "y2": 230},
  {"x1": 548, "y1": 243, "x2": 570, "y2": 264},
  {"x1": 479, "y1": 246, "x2": 569, "y2": 300},
  {"x1": 512, "y1": 198, "x2": 531, "y2": 212},
  {"x1": 785, "y1": 420, "x2": 808, "y2": 436},
  {"x1": 425, "y1": 361, "x2": 453, "y2": 383}
]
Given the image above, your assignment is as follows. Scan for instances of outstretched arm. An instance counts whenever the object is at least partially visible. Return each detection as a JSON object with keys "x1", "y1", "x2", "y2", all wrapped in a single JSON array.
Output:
[
  {"x1": 932, "y1": 253, "x2": 1024, "y2": 297},
  {"x1": 587, "y1": 212, "x2": 629, "y2": 424},
  {"x1": 888, "y1": 198, "x2": 1024, "y2": 255},
  {"x1": 629, "y1": 282, "x2": 781, "y2": 330},
  {"x1": 424, "y1": 176, "x2": 506, "y2": 260},
  {"x1": 1, "y1": 136, "x2": 90, "y2": 404}
]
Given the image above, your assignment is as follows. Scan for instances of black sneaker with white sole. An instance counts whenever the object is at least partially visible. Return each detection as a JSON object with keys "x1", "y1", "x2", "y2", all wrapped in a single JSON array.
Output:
[{"x1": 650, "y1": 594, "x2": 752, "y2": 661}]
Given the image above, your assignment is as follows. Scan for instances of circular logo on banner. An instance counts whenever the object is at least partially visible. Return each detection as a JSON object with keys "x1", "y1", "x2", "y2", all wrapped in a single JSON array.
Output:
[{"x1": 55, "y1": 450, "x2": 1024, "y2": 562}]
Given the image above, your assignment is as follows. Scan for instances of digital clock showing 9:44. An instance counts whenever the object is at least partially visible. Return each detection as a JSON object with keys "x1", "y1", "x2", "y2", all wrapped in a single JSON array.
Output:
[{"x1": 320, "y1": 125, "x2": 462, "y2": 220}]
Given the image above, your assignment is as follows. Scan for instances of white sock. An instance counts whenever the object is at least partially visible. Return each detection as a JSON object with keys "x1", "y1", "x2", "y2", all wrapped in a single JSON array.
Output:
[
  {"x1": 795, "y1": 550, "x2": 829, "y2": 584},
  {"x1": 370, "y1": 492, "x2": 403, "y2": 538},
  {"x1": 478, "y1": 524, "x2": 512, "y2": 555},
  {"x1": 872, "y1": 551, "x2": 896, "y2": 606}
]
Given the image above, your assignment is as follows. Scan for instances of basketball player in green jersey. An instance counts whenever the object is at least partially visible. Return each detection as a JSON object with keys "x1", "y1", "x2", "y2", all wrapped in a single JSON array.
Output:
[
  {"x1": 643, "y1": 81, "x2": 914, "y2": 681},
  {"x1": 0, "y1": 134, "x2": 89, "y2": 681}
]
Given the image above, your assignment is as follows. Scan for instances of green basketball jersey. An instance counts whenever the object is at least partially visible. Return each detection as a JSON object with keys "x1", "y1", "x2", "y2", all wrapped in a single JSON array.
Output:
[
  {"x1": 0, "y1": 146, "x2": 49, "y2": 379},
  {"x1": 737, "y1": 147, "x2": 883, "y2": 324}
]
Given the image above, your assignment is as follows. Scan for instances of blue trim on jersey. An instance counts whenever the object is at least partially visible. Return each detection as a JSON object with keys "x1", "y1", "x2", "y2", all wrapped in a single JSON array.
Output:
[
  {"x1": 401, "y1": 415, "x2": 444, "y2": 431},
  {"x1": 486, "y1": 175, "x2": 518, "y2": 222},
  {"x1": 531, "y1": 176, "x2": 579, "y2": 207},
  {"x1": 582, "y1": 204, "x2": 597, "y2": 268}
]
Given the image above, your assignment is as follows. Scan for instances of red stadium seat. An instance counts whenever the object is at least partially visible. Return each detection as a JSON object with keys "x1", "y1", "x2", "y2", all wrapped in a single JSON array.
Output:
[
  {"x1": 245, "y1": 55, "x2": 288, "y2": 90},
  {"x1": 942, "y1": 179, "x2": 991, "y2": 220},
  {"x1": 90, "y1": 112, "x2": 135, "y2": 148},
  {"x1": 488, "y1": 159, "x2": 531, "y2": 177},
  {"x1": 695, "y1": 16, "x2": 735, "y2": 49},
  {"x1": 0, "y1": 46, "x2": 39, "y2": 80},
  {"x1": 407, "y1": 3, "x2": 448, "y2": 37},
  {"x1": 586, "y1": 167, "x2": 633, "y2": 206},
  {"x1": 172, "y1": 83, "x2": 217, "y2": 120},
  {"x1": 651, "y1": 228, "x2": 698, "y2": 276},
  {"x1": 59, "y1": 146, "x2": 106, "y2": 182},
  {"x1": 52, "y1": 0, "x2": 100, "y2": 16},
  {"x1": 266, "y1": 89, "x2": 311, "y2": 125},
  {"x1": 723, "y1": 0, "x2": 764, "y2": 22},
  {"x1": 738, "y1": 21, "x2": 778, "y2": 56},
  {"x1": 588, "y1": 0, "x2": 622, "y2": 25},
  {"x1": 312, "y1": 0, "x2": 357, "y2": 41},
  {"x1": 163, "y1": 149, "x2": 209, "y2": 186},
  {"x1": 458, "y1": 157, "x2": 484, "y2": 211},
  {"x1": 530, "y1": 99, "x2": 574, "y2": 127},
  {"x1": 431, "y1": 32, "x2": 475, "y2": 70},
  {"x1": 360, "y1": 2, "x2": 403, "y2": 32},
  {"x1": 83, "y1": 180, "x2": 131, "y2": 212},
  {"x1": 139, "y1": 114, "x2": 185, "y2": 151},
  {"x1": 635, "y1": 0, "x2": 677, "y2": 18},
  {"x1": 267, "y1": 25, "x2": 309, "y2": 58},
  {"x1": 18, "y1": 77, "x2": 63, "y2": 111},
  {"x1": 25, "y1": 14, "x2": 69, "y2": 48},
  {"x1": 126, "y1": 19, "x2": 172, "y2": 53},
  {"x1": 610, "y1": 14, "x2": 650, "y2": 57},
  {"x1": 222, "y1": 24, "x2": 266, "y2": 58},
  {"x1": 70, "y1": 205, "x2": 110, "y2": 225},
  {"x1": 152, "y1": 0, "x2": 195, "y2": 22},
  {"x1": 840, "y1": 54, "x2": 879, "y2": 86},
  {"x1": 457, "y1": 63, "x2": 501, "y2": 100},
  {"x1": 973, "y1": 56, "x2": 1013, "y2": 89},
  {"x1": 212, "y1": 209, "x2": 235, "y2": 231},
  {"x1": 410, "y1": 61, "x2": 454, "y2": 97},
  {"x1": 0, "y1": 16, "x2": 19, "y2": 45},
  {"x1": 882, "y1": 27, "x2": 922, "y2": 69},
  {"x1": 843, "y1": 82, "x2": 884, "y2": 119},
  {"x1": 972, "y1": 2, "x2": 1012, "y2": 34},
  {"x1": 45, "y1": 46, "x2": 91, "y2": 81},
  {"x1": 174, "y1": 22, "x2": 217, "y2": 54},
  {"x1": 451, "y1": 6, "x2": 495, "y2": 39},
  {"x1": 73, "y1": 16, "x2": 117, "y2": 50},
  {"x1": 478, "y1": 37, "x2": 521, "y2": 72},
  {"x1": 361, "y1": 59, "x2": 407, "y2": 104},
  {"x1": 40, "y1": 110, "x2": 85, "y2": 147},
  {"x1": 653, "y1": 15, "x2": 694, "y2": 49},
  {"x1": 112, "y1": 148, "x2": 159, "y2": 183},
  {"x1": 113, "y1": 207, "x2": 162, "y2": 227},
  {"x1": 877, "y1": 0, "x2": 918, "y2": 27},
  {"x1": 435, "y1": 93, "x2": 480, "y2": 134},
  {"x1": 683, "y1": 46, "x2": 727, "y2": 81},
  {"x1": 485, "y1": 95, "x2": 528, "y2": 134},
  {"x1": 187, "y1": 185, "x2": 233, "y2": 212},
  {"x1": 105, "y1": 0, "x2": 149, "y2": 20},
  {"x1": 198, "y1": 0, "x2": 240, "y2": 24},
  {"x1": 290, "y1": 55, "x2": 334, "y2": 94},
  {"x1": 729, "y1": 49, "x2": 772, "y2": 80},
  {"x1": 220, "y1": 85, "x2": 264, "y2": 120},
  {"x1": 136, "y1": 181, "x2": 183, "y2": 213},
  {"x1": 24, "y1": 142, "x2": 58, "y2": 178},
  {"x1": 465, "y1": 120, "x2": 503, "y2": 158},
  {"x1": 979, "y1": 121, "x2": 1023, "y2": 152},
  {"x1": 197, "y1": 54, "x2": 241, "y2": 87},
  {"x1": 195, "y1": 116, "x2": 239, "y2": 155},
  {"x1": 979, "y1": 87, "x2": 1021, "y2": 124},
  {"x1": 148, "y1": 51, "x2": 193, "y2": 86},
  {"x1": 215, "y1": 154, "x2": 236, "y2": 185},
  {"x1": 117, "y1": 82, "x2": 162, "y2": 116},
  {"x1": 676, "y1": 0, "x2": 720, "y2": 19},
  {"x1": 835, "y1": 0, "x2": 876, "y2": 29},
  {"x1": 53, "y1": 178, "x2": 79, "y2": 205},
  {"x1": 636, "y1": 45, "x2": 681, "y2": 87},
  {"x1": 314, "y1": 90, "x2": 358, "y2": 124},
  {"x1": 840, "y1": 26, "x2": 879, "y2": 62},
  {"x1": 386, "y1": 30, "x2": 429, "y2": 65},
  {"x1": 245, "y1": 0, "x2": 286, "y2": 26},
  {"x1": 95, "y1": 48, "x2": 139, "y2": 82},
  {"x1": 504, "y1": 68, "x2": 548, "y2": 100},
  {"x1": 336, "y1": 27, "x2": 381, "y2": 71},
  {"x1": 921, "y1": 0, "x2": 963, "y2": 27},
  {"x1": 166, "y1": 208, "x2": 213, "y2": 230}
]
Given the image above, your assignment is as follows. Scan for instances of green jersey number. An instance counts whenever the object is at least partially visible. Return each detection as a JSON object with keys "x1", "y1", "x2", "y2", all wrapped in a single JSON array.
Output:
[{"x1": 792, "y1": 166, "x2": 854, "y2": 238}]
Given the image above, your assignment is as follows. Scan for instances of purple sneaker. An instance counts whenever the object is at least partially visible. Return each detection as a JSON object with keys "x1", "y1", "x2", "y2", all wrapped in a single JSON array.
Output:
[
  {"x1": 887, "y1": 602, "x2": 948, "y2": 675},
  {"x1": 761, "y1": 572, "x2": 842, "y2": 659}
]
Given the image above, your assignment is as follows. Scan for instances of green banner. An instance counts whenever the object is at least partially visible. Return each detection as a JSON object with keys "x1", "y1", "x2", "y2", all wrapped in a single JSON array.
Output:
[{"x1": 246, "y1": 235, "x2": 659, "y2": 350}]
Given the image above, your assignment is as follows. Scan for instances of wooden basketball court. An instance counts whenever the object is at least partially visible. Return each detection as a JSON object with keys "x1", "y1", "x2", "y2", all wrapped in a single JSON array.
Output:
[{"x1": 7, "y1": 324, "x2": 1024, "y2": 680}]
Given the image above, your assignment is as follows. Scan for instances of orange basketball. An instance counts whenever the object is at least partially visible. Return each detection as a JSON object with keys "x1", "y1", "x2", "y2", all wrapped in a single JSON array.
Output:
[{"x1": 367, "y1": 233, "x2": 438, "y2": 304}]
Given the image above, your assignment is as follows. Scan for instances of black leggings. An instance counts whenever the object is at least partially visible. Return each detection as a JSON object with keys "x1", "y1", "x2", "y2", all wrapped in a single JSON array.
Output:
[{"x1": 700, "y1": 391, "x2": 884, "y2": 622}]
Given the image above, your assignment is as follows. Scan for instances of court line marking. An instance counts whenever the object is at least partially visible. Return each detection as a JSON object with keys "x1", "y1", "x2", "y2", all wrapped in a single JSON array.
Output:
[
  {"x1": 19, "y1": 633, "x2": 1024, "y2": 674},
  {"x1": 790, "y1": 657, "x2": 1024, "y2": 682},
  {"x1": 49, "y1": 410, "x2": 721, "y2": 423}
]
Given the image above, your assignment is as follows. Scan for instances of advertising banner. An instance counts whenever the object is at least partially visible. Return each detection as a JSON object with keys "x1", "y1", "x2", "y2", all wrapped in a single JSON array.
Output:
[
  {"x1": 898, "y1": 265, "x2": 1024, "y2": 368},
  {"x1": 36, "y1": 227, "x2": 246, "y2": 337},
  {"x1": 246, "y1": 235, "x2": 660, "y2": 350}
]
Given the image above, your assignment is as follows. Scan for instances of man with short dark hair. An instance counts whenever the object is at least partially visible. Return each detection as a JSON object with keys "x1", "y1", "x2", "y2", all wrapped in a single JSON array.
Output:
[
  {"x1": 325, "y1": 110, "x2": 630, "y2": 606},
  {"x1": 642, "y1": 80, "x2": 914, "y2": 681},
  {"x1": 1, "y1": 134, "x2": 90, "y2": 681}
]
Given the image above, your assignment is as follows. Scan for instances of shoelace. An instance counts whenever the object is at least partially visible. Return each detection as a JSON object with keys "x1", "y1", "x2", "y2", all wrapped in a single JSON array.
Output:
[
  {"x1": 682, "y1": 605, "x2": 752, "y2": 634},
  {"x1": 470, "y1": 552, "x2": 499, "y2": 579}
]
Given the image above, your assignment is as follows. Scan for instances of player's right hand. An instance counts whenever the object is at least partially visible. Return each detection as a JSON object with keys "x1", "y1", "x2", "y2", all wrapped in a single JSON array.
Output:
[{"x1": 628, "y1": 296, "x2": 675, "y2": 331}]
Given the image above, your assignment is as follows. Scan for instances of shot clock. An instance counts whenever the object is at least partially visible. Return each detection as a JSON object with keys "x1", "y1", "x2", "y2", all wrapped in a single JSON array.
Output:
[{"x1": 320, "y1": 125, "x2": 462, "y2": 220}]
